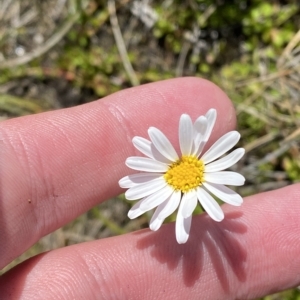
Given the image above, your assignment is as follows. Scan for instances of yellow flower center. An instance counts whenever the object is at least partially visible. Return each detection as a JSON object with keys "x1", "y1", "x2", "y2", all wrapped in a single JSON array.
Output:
[{"x1": 164, "y1": 155, "x2": 205, "y2": 193}]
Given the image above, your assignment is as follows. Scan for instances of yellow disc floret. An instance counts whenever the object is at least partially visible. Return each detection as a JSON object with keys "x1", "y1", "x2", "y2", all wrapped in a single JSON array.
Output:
[{"x1": 164, "y1": 155, "x2": 205, "y2": 193}]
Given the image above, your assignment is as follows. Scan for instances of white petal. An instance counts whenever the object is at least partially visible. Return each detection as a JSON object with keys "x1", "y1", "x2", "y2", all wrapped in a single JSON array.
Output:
[
  {"x1": 132, "y1": 137, "x2": 153, "y2": 158},
  {"x1": 150, "y1": 143, "x2": 173, "y2": 164},
  {"x1": 125, "y1": 177, "x2": 166, "y2": 200},
  {"x1": 203, "y1": 182, "x2": 243, "y2": 206},
  {"x1": 179, "y1": 114, "x2": 193, "y2": 155},
  {"x1": 176, "y1": 209, "x2": 192, "y2": 244},
  {"x1": 194, "y1": 141, "x2": 206, "y2": 158},
  {"x1": 149, "y1": 215, "x2": 163, "y2": 231},
  {"x1": 140, "y1": 185, "x2": 174, "y2": 211},
  {"x1": 126, "y1": 157, "x2": 168, "y2": 172},
  {"x1": 119, "y1": 173, "x2": 163, "y2": 188},
  {"x1": 204, "y1": 171, "x2": 245, "y2": 186},
  {"x1": 119, "y1": 176, "x2": 135, "y2": 188},
  {"x1": 149, "y1": 191, "x2": 180, "y2": 231},
  {"x1": 149, "y1": 201, "x2": 168, "y2": 231},
  {"x1": 197, "y1": 188, "x2": 224, "y2": 222},
  {"x1": 181, "y1": 190, "x2": 198, "y2": 218},
  {"x1": 203, "y1": 109, "x2": 217, "y2": 142},
  {"x1": 128, "y1": 199, "x2": 145, "y2": 219},
  {"x1": 193, "y1": 109, "x2": 216, "y2": 157},
  {"x1": 194, "y1": 116, "x2": 207, "y2": 136},
  {"x1": 132, "y1": 137, "x2": 171, "y2": 163},
  {"x1": 192, "y1": 116, "x2": 207, "y2": 156},
  {"x1": 205, "y1": 148, "x2": 245, "y2": 172},
  {"x1": 128, "y1": 186, "x2": 173, "y2": 220},
  {"x1": 201, "y1": 131, "x2": 240, "y2": 164},
  {"x1": 158, "y1": 190, "x2": 181, "y2": 220},
  {"x1": 148, "y1": 127, "x2": 178, "y2": 161}
]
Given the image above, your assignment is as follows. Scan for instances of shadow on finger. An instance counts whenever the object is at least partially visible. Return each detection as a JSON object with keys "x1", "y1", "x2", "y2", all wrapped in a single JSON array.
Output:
[{"x1": 135, "y1": 211, "x2": 247, "y2": 291}]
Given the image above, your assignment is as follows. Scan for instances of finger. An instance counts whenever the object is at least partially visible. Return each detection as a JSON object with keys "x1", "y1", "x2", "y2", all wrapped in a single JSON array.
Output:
[
  {"x1": 1, "y1": 184, "x2": 299, "y2": 299},
  {"x1": 0, "y1": 77, "x2": 236, "y2": 268}
]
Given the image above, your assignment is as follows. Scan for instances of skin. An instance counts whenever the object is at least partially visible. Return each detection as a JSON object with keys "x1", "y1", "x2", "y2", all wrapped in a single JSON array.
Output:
[{"x1": 0, "y1": 77, "x2": 299, "y2": 299}]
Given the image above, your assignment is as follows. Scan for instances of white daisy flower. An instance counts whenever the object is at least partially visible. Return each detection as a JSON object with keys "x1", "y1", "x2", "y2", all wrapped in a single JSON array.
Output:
[{"x1": 119, "y1": 109, "x2": 245, "y2": 244}]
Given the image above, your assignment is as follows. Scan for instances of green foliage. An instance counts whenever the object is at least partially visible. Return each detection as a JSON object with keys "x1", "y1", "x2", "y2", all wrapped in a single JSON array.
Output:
[
  {"x1": 243, "y1": 2, "x2": 298, "y2": 48},
  {"x1": 0, "y1": 94, "x2": 51, "y2": 116},
  {"x1": 261, "y1": 289, "x2": 300, "y2": 300},
  {"x1": 283, "y1": 156, "x2": 300, "y2": 181}
]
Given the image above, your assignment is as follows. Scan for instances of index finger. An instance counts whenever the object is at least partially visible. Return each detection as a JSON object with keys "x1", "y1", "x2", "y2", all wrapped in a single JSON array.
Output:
[{"x1": 0, "y1": 77, "x2": 236, "y2": 268}]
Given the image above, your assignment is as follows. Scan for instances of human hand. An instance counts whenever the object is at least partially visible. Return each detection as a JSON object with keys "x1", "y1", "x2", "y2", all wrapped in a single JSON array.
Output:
[{"x1": 0, "y1": 77, "x2": 299, "y2": 299}]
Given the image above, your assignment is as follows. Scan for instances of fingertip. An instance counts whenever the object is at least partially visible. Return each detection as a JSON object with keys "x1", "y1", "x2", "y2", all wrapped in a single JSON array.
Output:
[{"x1": 110, "y1": 76, "x2": 237, "y2": 151}]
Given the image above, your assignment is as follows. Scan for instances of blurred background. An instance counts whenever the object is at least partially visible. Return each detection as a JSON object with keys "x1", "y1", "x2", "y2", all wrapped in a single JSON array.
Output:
[{"x1": 0, "y1": 0, "x2": 300, "y2": 298}]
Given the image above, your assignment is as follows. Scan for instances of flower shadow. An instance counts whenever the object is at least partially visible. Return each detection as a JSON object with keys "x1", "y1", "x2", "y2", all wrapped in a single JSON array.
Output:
[{"x1": 135, "y1": 211, "x2": 247, "y2": 291}]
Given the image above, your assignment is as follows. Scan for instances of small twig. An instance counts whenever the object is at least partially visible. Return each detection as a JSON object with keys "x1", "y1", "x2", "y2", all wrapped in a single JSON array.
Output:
[
  {"x1": 13, "y1": 7, "x2": 37, "y2": 28},
  {"x1": 0, "y1": 12, "x2": 79, "y2": 69},
  {"x1": 235, "y1": 83, "x2": 270, "y2": 115},
  {"x1": 283, "y1": 127, "x2": 300, "y2": 143},
  {"x1": 176, "y1": 4, "x2": 215, "y2": 77},
  {"x1": 244, "y1": 132, "x2": 279, "y2": 153},
  {"x1": 282, "y1": 52, "x2": 300, "y2": 69},
  {"x1": 91, "y1": 207, "x2": 127, "y2": 235},
  {"x1": 198, "y1": 4, "x2": 216, "y2": 27},
  {"x1": 0, "y1": 0, "x2": 14, "y2": 21},
  {"x1": 244, "y1": 141, "x2": 296, "y2": 172},
  {"x1": 176, "y1": 41, "x2": 190, "y2": 77},
  {"x1": 278, "y1": 29, "x2": 300, "y2": 67},
  {"x1": 237, "y1": 104, "x2": 278, "y2": 127},
  {"x1": 235, "y1": 68, "x2": 298, "y2": 88},
  {"x1": 108, "y1": 0, "x2": 139, "y2": 86}
]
